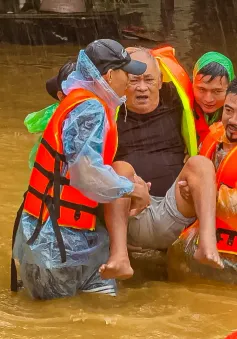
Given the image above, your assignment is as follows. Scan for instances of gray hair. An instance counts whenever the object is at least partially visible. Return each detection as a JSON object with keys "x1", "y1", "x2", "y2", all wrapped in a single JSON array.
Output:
[{"x1": 128, "y1": 47, "x2": 161, "y2": 75}]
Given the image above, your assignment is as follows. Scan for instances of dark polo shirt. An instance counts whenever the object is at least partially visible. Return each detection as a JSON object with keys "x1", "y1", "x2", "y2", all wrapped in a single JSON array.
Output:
[{"x1": 115, "y1": 83, "x2": 185, "y2": 197}]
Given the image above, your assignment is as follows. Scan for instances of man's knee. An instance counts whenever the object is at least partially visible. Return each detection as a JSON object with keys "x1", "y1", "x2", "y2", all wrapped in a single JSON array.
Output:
[
  {"x1": 112, "y1": 161, "x2": 135, "y2": 179},
  {"x1": 184, "y1": 155, "x2": 215, "y2": 174}
]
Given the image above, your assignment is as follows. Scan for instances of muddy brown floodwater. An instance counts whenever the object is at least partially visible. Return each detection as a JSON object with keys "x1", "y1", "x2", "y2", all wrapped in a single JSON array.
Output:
[{"x1": 1, "y1": 1, "x2": 237, "y2": 338}]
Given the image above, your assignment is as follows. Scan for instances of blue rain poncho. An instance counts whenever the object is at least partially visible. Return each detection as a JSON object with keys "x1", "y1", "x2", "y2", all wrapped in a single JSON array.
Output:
[
  {"x1": 61, "y1": 50, "x2": 134, "y2": 202},
  {"x1": 13, "y1": 50, "x2": 134, "y2": 298}
]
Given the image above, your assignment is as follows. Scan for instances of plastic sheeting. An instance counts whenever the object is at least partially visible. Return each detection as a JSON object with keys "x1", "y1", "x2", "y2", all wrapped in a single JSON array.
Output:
[
  {"x1": 168, "y1": 223, "x2": 237, "y2": 285},
  {"x1": 62, "y1": 99, "x2": 134, "y2": 202},
  {"x1": 61, "y1": 49, "x2": 133, "y2": 202},
  {"x1": 62, "y1": 50, "x2": 127, "y2": 113},
  {"x1": 24, "y1": 103, "x2": 59, "y2": 169},
  {"x1": 13, "y1": 214, "x2": 117, "y2": 298}
]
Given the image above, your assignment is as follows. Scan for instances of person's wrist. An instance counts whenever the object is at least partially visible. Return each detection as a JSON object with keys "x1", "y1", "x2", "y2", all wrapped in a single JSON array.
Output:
[
  {"x1": 123, "y1": 183, "x2": 136, "y2": 198},
  {"x1": 129, "y1": 183, "x2": 142, "y2": 199}
]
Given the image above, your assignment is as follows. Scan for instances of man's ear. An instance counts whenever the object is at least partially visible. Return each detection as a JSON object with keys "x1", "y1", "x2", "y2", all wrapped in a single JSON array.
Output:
[
  {"x1": 57, "y1": 91, "x2": 65, "y2": 101},
  {"x1": 103, "y1": 69, "x2": 113, "y2": 84}
]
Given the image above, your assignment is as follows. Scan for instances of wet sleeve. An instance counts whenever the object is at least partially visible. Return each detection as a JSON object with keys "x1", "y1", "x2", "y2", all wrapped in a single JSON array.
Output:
[{"x1": 62, "y1": 99, "x2": 134, "y2": 203}]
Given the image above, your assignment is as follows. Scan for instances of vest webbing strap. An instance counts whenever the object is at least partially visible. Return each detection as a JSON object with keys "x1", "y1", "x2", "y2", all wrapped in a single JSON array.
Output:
[
  {"x1": 11, "y1": 192, "x2": 27, "y2": 292},
  {"x1": 27, "y1": 185, "x2": 99, "y2": 216},
  {"x1": 41, "y1": 138, "x2": 66, "y2": 162},
  {"x1": 34, "y1": 162, "x2": 70, "y2": 186}
]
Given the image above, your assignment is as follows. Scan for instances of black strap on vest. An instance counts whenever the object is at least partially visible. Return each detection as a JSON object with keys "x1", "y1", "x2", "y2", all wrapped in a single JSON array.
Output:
[
  {"x1": 11, "y1": 137, "x2": 99, "y2": 292},
  {"x1": 26, "y1": 181, "x2": 53, "y2": 246},
  {"x1": 54, "y1": 153, "x2": 61, "y2": 220},
  {"x1": 11, "y1": 192, "x2": 27, "y2": 292},
  {"x1": 41, "y1": 138, "x2": 66, "y2": 162},
  {"x1": 45, "y1": 196, "x2": 66, "y2": 263}
]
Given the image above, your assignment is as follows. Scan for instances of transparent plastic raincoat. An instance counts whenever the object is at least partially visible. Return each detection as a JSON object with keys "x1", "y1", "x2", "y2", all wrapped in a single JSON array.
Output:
[{"x1": 13, "y1": 50, "x2": 134, "y2": 299}]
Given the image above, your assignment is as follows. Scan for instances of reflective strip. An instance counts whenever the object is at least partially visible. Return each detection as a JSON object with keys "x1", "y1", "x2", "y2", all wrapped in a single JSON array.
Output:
[
  {"x1": 82, "y1": 285, "x2": 116, "y2": 296},
  {"x1": 158, "y1": 58, "x2": 198, "y2": 157}
]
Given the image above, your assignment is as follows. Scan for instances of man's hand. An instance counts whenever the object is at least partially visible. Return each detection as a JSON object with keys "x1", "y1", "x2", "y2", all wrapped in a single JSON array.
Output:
[
  {"x1": 178, "y1": 180, "x2": 190, "y2": 201},
  {"x1": 127, "y1": 243, "x2": 148, "y2": 252},
  {"x1": 129, "y1": 174, "x2": 151, "y2": 217}
]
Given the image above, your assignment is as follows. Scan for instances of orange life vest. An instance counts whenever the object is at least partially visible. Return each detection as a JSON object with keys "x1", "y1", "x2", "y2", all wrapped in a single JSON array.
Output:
[
  {"x1": 194, "y1": 123, "x2": 237, "y2": 255},
  {"x1": 11, "y1": 88, "x2": 117, "y2": 290},
  {"x1": 151, "y1": 45, "x2": 197, "y2": 156},
  {"x1": 24, "y1": 88, "x2": 117, "y2": 231},
  {"x1": 194, "y1": 103, "x2": 223, "y2": 145},
  {"x1": 151, "y1": 46, "x2": 194, "y2": 107},
  {"x1": 194, "y1": 103, "x2": 211, "y2": 144},
  {"x1": 19, "y1": 88, "x2": 117, "y2": 265}
]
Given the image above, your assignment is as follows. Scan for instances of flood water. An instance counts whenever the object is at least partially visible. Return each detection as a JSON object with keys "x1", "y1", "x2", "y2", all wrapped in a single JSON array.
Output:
[{"x1": 1, "y1": 1, "x2": 237, "y2": 338}]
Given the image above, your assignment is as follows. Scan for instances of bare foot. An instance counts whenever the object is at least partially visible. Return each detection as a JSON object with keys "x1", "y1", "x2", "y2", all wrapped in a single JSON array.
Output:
[
  {"x1": 99, "y1": 257, "x2": 134, "y2": 280},
  {"x1": 194, "y1": 247, "x2": 224, "y2": 269}
]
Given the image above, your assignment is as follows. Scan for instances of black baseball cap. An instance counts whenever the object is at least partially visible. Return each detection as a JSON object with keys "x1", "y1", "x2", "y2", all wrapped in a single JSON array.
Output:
[
  {"x1": 46, "y1": 61, "x2": 76, "y2": 100},
  {"x1": 85, "y1": 39, "x2": 147, "y2": 76}
]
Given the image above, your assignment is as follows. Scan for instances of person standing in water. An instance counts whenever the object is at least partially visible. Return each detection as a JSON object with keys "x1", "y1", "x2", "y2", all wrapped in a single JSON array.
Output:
[
  {"x1": 11, "y1": 39, "x2": 149, "y2": 299},
  {"x1": 193, "y1": 51, "x2": 235, "y2": 144},
  {"x1": 169, "y1": 78, "x2": 237, "y2": 283}
]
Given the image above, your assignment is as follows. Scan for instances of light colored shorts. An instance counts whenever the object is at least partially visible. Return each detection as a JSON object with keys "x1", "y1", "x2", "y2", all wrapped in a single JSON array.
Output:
[{"x1": 127, "y1": 182, "x2": 196, "y2": 250}]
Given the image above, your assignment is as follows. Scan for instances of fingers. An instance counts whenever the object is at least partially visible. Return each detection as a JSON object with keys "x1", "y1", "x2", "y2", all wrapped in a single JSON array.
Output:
[
  {"x1": 178, "y1": 180, "x2": 188, "y2": 187},
  {"x1": 127, "y1": 243, "x2": 146, "y2": 252},
  {"x1": 129, "y1": 208, "x2": 142, "y2": 217},
  {"x1": 178, "y1": 180, "x2": 190, "y2": 200},
  {"x1": 134, "y1": 175, "x2": 151, "y2": 191},
  {"x1": 134, "y1": 174, "x2": 144, "y2": 185}
]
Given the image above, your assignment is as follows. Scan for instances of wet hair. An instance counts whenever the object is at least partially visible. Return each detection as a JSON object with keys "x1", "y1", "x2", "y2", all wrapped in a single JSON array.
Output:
[
  {"x1": 226, "y1": 77, "x2": 237, "y2": 96},
  {"x1": 197, "y1": 62, "x2": 229, "y2": 83},
  {"x1": 57, "y1": 61, "x2": 76, "y2": 92}
]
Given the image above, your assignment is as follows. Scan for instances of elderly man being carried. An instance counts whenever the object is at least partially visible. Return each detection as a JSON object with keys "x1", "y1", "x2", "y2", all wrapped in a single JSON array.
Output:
[{"x1": 99, "y1": 47, "x2": 224, "y2": 280}]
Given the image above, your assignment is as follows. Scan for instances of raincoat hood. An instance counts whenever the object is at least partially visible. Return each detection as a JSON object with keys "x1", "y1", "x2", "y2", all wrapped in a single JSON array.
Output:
[
  {"x1": 193, "y1": 51, "x2": 235, "y2": 81},
  {"x1": 62, "y1": 50, "x2": 126, "y2": 112}
]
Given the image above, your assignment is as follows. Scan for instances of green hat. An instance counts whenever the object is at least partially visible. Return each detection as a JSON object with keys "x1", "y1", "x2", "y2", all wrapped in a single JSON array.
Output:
[{"x1": 193, "y1": 51, "x2": 235, "y2": 81}]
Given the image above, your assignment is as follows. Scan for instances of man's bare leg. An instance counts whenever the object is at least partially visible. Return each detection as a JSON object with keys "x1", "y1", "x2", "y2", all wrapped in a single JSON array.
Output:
[
  {"x1": 99, "y1": 161, "x2": 135, "y2": 280},
  {"x1": 175, "y1": 155, "x2": 223, "y2": 269}
]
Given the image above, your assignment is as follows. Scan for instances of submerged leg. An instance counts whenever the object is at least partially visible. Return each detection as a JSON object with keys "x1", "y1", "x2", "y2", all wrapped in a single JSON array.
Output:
[
  {"x1": 176, "y1": 155, "x2": 223, "y2": 269},
  {"x1": 99, "y1": 161, "x2": 135, "y2": 280}
]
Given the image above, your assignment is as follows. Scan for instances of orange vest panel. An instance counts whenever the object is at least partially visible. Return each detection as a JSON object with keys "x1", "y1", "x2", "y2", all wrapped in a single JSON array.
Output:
[
  {"x1": 24, "y1": 88, "x2": 117, "y2": 230},
  {"x1": 198, "y1": 125, "x2": 237, "y2": 254}
]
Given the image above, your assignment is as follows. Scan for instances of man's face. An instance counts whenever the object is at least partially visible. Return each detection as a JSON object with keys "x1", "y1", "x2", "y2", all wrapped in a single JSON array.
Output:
[
  {"x1": 193, "y1": 74, "x2": 229, "y2": 114},
  {"x1": 222, "y1": 93, "x2": 237, "y2": 142},
  {"x1": 125, "y1": 51, "x2": 161, "y2": 114}
]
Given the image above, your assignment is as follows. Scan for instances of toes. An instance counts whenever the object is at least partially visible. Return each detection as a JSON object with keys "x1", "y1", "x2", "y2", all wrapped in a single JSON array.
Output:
[{"x1": 99, "y1": 264, "x2": 106, "y2": 273}]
